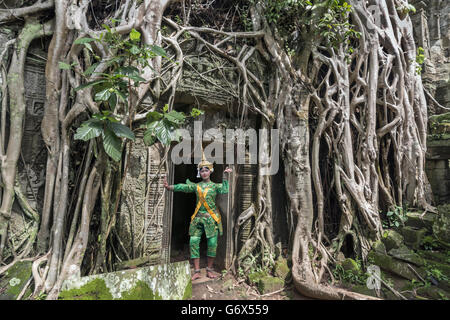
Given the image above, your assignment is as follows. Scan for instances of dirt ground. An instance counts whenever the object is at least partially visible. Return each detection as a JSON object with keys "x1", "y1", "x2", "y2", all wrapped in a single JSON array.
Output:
[{"x1": 189, "y1": 267, "x2": 311, "y2": 300}]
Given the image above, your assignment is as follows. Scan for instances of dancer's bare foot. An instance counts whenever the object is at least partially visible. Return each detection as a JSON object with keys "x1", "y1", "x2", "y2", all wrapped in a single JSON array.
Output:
[
  {"x1": 192, "y1": 270, "x2": 201, "y2": 281},
  {"x1": 206, "y1": 267, "x2": 218, "y2": 279}
]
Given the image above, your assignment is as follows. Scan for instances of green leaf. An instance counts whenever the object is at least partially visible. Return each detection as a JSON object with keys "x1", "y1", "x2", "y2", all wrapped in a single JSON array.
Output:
[
  {"x1": 150, "y1": 45, "x2": 167, "y2": 57},
  {"x1": 114, "y1": 89, "x2": 127, "y2": 102},
  {"x1": 74, "y1": 37, "x2": 97, "y2": 45},
  {"x1": 130, "y1": 28, "x2": 141, "y2": 41},
  {"x1": 164, "y1": 110, "x2": 186, "y2": 125},
  {"x1": 127, "y1": 74, "x2": 146, "y2": 82},
  {"x1": 95, "y1": 88, "x2": 112, "y2": 102},
  {"x1": 74, "y1": 119, "x2": 103, "y2": 141},
  {"x1": 146, "y1": 111, "x2": 163, "y2": 123},
  {"x1": 143, "y1": 129, "x2": 157, "y2": 146},
  {"x1": 154, "y1": 120, "x2": 172, "y2": 146},
  {"x1": 102, "y1": 128, "x2": 122, "y2": 162},
  {"x1": 58, "y1": 62, "x2": 72, "y2": 70},
  {"x1": 107, "y1": 122, "x2": 135, "y2": 141},
  {"x1": 116, "y1": 66, "x2": 140, "y2": 76},
  {"x1": 83, "y1": 42, "x2": 94, "y2": 52},
  {"x1": 75, "y1": 80, "x2": 108, "y2": 91},
  {"x1": 108, "y1": 92, "x2": 117, "y2": 109},
  {"x1": 190, "y1": 108, "x2": 204, "y2": 117},
  {"x1": 83, "y1": 63, "x2": 100, "y2": 76},
  {"x1": 130, "y1": 45, "x2": 140, "y2": 55}
]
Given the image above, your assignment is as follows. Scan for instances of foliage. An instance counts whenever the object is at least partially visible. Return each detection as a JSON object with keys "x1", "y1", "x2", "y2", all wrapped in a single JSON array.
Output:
[
  {"x1": 421, "y1": 235, "x2": 441, "y2": 251},
  {"x1": 63, "y1": 24, "x2": 169, "y2": 161},
  {"x1": 141, "y1": 105, "x2": 204, "y2": 146},
  {"x1": 331, "y1": 260, "x2": 368, "y2": 285},
  {"x1": 416, "y1": 46, "x2": 425, "y2": 75},
  {"x1": 425, "y1": 266, "x2": 449, "y2": 283},
  {"x1": 74, "y1": 111, "x2": 134, "y2": 161},
  {"x1": 257, "y1": 0, "x2": 360, "y2": 57},
  {"x1": 382, "y1": 205, "x2": 408, "y2": 229}
]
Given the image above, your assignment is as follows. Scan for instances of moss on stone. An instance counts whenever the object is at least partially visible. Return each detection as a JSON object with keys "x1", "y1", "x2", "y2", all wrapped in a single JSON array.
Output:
[
  {"x1": 273, "y1": 257, "x2": 291, "y2": 282},
  {"x1": 417, "y1": 249, "x2": 450, "y2": 264},
  {"x1": 382, "y1": 229, "x2": 404, "y2": 251},
  {"x1": 401, "y1": 226, "x2": 427, "y2": 250},
  {"x1": 0, "y1": 261, "x2": 32, "y2": 300},
  {"x1": 433, "y1": 205, "x2": 450, "y2": 245},
  {"x1": 182, "y1": 280, "x2": 192, "y2": 300},
  {"x1": 247, "y1": 271, "x2": 268, "y2": 286},
  {"x1": 349, "y1": 284, "x2": 378, "y2": 297},
  {"x1": 405, "y1": 211, "x2": 435, "y2": 232},
  {"x1": 120, "y1": 280, "x2": 162, "y2": 300},
  {"x1": 59, "y1": 278, "x2": 114, "y2": 300},
  {"x1": 388, "y1": 245, "x2": 425, "y2": 266},
  {"x1": 341, "y1": 258, "x2": 361, "y2": 274},
  {"x1": 416, "y1": 286, "x2": 449, "y2": 300},
  {"x1": 372, "y1": 240, "x2": 387, "y2": 254},
  {"x1": 257, "y1": 276, "x2": 284, "y2": 294},
  {"x1": 368, "y1": 251, "x2": 424, "y2": 281}
]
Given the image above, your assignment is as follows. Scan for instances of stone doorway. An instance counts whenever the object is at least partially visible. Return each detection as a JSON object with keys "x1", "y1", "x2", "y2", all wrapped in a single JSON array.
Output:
[{"x1": 169, "y1": 160, "x2": 231, "y2": 272}]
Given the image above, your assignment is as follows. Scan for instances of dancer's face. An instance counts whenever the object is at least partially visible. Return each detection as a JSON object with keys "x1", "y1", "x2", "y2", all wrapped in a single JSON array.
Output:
[{"x1": 200, "y1": 167, "x2": 211, "y2": 180}]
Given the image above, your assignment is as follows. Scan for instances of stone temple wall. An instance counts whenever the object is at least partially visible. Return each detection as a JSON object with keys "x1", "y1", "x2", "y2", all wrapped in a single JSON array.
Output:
[
  {"x1": 410, "y1": 0, "x2": 450, "y2": 113},
  {"x1": 0, "y1": 30, "x2": 48, "y2": 255}
]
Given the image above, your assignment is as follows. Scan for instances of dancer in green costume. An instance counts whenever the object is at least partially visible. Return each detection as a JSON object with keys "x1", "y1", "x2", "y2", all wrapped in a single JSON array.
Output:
[{"x1": 164, "y1": 155, "x2": 232, "y2": 280}]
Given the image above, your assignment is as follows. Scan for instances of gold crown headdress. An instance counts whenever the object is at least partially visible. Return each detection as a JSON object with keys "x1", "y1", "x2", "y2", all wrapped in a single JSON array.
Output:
[{"x1": 197, "y1": 144, "x2": 213, "y2": 177}]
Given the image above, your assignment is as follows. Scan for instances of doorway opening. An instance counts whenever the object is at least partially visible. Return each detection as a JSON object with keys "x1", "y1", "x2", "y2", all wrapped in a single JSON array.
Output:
[{"x1": 170, "y1": 162, "x2": 225, "y2": 269}]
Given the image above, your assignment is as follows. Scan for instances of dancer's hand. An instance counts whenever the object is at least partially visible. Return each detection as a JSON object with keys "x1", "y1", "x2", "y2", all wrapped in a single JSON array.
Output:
[
  {"x1": 163, "y1": 178, "x2": 171, "y2": 190},
  {"x1": 224, "y1": 167, "x2": 232, "y2": 174}
]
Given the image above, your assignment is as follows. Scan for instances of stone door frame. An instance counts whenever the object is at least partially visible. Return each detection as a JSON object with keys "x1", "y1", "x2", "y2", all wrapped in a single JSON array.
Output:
[{"x1": 161, "y1": 144, "x2": 237, "y2": 270}]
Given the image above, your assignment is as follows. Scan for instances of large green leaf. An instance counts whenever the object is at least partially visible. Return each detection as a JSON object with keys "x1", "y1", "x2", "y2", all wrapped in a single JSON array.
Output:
[
  {"x1": 74, "y1": 119, "x2": 103, "y2": 141},
  {"x1": 58, "y1": 62, "x2": 71, "y2": 70},
  {"x1": 108, "y1": 122, "x2": 135, "y2": 141},
  {"x1": 102, "y1": 128, "x2": 122, "y2": 162},
  {"x1": 75, "y1": 80, "x2": 108, "y2": 91},
  {"x1": 127, "y1": 74, "x2": 146, "y2": 82},
  {"x1": 83, "y1": 62, "x2": 100, "y2": 76},
  {"x1": 164, "y1": 110, "x2": 186, "y2": 125},
  {"x1": 146, "y1": 111, "x2": 163, "y2": 124},
  {"x1": 116, "y1": 66, "x2": 140, "y2": 77},
  {"x1": 74, "y1": 37, "x2": 97, "y2": 45},
  {"x1": 154, "y1": 120, "x2": 172, "y2": 146},
  {"x1": 108, "y1": 92, "x2": 117, "y2": 109},
  {"x1": 150, "y1": 45, "x2": 167, "y2": 57},
  {"x1": 95, "y1": 88, "x2": 112, "y2": 101}
]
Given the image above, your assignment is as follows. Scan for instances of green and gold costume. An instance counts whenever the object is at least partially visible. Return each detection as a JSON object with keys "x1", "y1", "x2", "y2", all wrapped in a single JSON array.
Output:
[{"x1": 173, "y1": 179, "x2": 229, "y2": 259}]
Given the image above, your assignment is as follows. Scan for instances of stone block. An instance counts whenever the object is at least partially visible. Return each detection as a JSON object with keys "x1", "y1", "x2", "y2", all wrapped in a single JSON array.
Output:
[
  {"x1": 433, "y1": 205, "x2": 450, "y2": 244},
  {"x1": 341, "y1": 258, "x2": 361, "y2": 274},
  {"x1": 381, "y1": 229, "x2": 404, "y2": 251},
  {"x1": 114, "y1": 255, "x2": 159, "y2": 271},
  {"x1": 273, "y1": 257, "x2": 291, "y2": 282},
  {"x1": 388, "y1": 245, "x2": 425, "y2": 266},
  {"x1": 257, "y1": 276, "x2": 284, "y2": 294},
  {"x1": 401, "y1": 227, "x2": 428, "y2": 250},
  {"x1": 372, "y1": 240, "x2": 387, "y2": 255},
  {"x1": 59, "y1": 260, "x2": 192, "y2": 300},
  {"x1": 405, "y1": 211, "x2": 436, "y2": 232},
  {"x1": 368, "y1": 251, "x2": 425, "y2": 281},
  {"x1": 416, "y1": 286, "x2": 450, "y2": 300}
]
